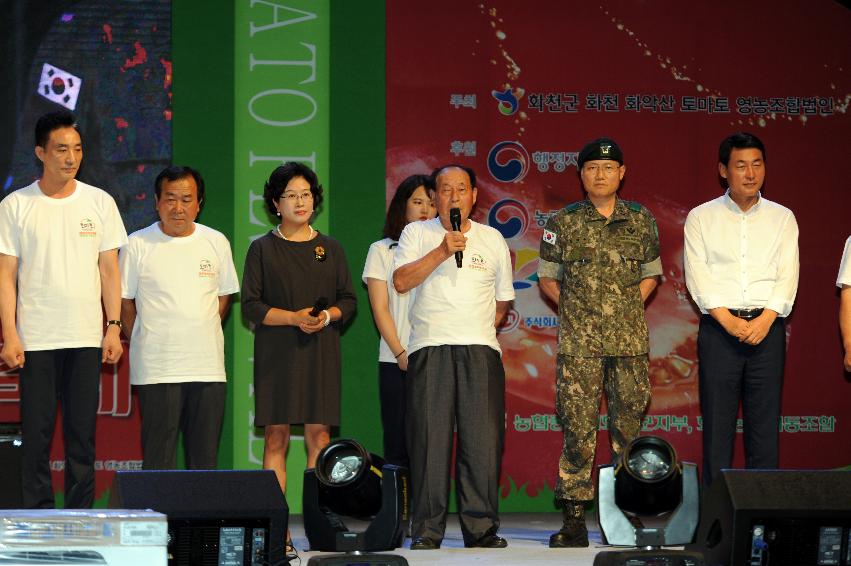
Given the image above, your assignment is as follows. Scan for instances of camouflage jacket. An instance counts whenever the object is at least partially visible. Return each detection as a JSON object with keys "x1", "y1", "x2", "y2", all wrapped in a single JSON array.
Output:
[{"x1": 538, "y1": 198, "x2": 662, "y2": 357}]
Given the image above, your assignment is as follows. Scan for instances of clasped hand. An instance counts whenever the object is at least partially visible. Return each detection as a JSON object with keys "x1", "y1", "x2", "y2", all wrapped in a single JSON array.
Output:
[
  {"x1": 725, "y1": 311, "x2": 776, "y2": 345},
  {"x1": 292, "y1": 307, "x2": 327, "y2": 334}
]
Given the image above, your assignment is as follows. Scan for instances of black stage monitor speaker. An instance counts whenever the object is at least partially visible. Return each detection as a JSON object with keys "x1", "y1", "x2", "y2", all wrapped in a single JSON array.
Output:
[
  {"x1": 110, "y1": 469, "x2": 288, "y2": 566},
  {"x1": 686, "y1": 469, "x2": 851, "y2": 566}
]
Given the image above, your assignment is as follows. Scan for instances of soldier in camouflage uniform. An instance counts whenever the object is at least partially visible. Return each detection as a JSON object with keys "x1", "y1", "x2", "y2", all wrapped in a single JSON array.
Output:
[{"x1": 537, "y1": 137, "x2": 662, "y2": 548}]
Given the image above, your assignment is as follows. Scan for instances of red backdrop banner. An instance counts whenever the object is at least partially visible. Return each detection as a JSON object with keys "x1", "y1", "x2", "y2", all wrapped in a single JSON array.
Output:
[{"x1": 387, "y1": 1, "x2": 851, "y2": 501}]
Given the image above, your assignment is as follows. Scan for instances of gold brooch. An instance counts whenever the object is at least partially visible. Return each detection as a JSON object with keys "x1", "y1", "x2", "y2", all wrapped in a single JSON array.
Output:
[{"x1": 314, "y1": 246, "x2": 326, "y2": 262}]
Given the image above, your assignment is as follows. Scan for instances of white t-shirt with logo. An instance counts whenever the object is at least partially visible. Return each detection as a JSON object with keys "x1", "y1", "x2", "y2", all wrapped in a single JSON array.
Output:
[
  {"x1": 362, "y1": 237, "x2": 417, "y2": 363},
  {"x1": 393, "y1": 218, "x2": 515, "y2": 355},
  {"x1": 0, "y1": 180, "x2": 128, "y2": 351},
  {"x1": 119, "y1": 222, "x2": 239, "y2": 385},
  {"x1": 837, "y1": 236, "x2": 851, "y2": 288}
]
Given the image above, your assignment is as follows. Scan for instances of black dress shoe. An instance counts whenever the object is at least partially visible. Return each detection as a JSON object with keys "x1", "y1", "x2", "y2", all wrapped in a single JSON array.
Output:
[
  {"x1": 410, "y1": 537, "x2": 440, "y2": 550},
  {"x1": 466, "y1": 534, "x2": 508, "y2": 548}
]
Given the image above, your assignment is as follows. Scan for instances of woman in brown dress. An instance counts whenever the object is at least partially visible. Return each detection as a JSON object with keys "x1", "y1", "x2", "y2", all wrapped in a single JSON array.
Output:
[{"x1": 241, "y1": 162, "x2": 356, "y2": 504}]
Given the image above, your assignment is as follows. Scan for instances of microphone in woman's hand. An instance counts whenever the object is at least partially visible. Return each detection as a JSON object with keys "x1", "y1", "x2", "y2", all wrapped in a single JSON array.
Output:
[{"x1": 310, "y1": 297, "x2": 328, "y2": 317}]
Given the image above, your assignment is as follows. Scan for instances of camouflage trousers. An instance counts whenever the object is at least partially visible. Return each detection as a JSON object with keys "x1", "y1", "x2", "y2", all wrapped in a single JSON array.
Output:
[{"x1": 555, "y1": 354, "x2": 650, "y2": 501}]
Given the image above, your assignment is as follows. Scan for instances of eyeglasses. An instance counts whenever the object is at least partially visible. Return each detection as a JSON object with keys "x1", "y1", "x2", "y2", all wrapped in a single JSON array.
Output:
[
  {"x1": 583, "y1": 163, "x2": 620, "y2": 176},
  {"x1": 282, "y1": 191, "x2": 313, "y2": 202}
]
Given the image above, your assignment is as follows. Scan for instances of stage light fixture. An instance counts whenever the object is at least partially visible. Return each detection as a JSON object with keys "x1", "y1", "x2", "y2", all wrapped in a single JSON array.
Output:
[
  {"x1": 594, "y1": 435, "x2": 705, "y2": 566},
  {"x1": 305, "y1": 439, "x2": 409, "y2": 566},
  {"x1": 314, "y1": 438, "x2": 385, "y2": 518},
  {"x1": 615, "y1": 435, "x2": 683, "y2": 516}
]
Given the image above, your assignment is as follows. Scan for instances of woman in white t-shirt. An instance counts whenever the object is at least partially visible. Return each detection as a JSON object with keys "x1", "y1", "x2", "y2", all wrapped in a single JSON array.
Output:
[{"x1": 362, "y1": 174, "x2": 435, "y2": 467}]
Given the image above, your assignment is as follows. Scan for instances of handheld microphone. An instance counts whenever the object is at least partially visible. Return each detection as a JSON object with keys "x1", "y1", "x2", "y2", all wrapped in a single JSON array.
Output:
[
  {"x1": 309, "y1": 297, "x2": 328, "y2": 317},
  {"x1": 449, "y1": 208, "x2": 463, "y2": 268}
]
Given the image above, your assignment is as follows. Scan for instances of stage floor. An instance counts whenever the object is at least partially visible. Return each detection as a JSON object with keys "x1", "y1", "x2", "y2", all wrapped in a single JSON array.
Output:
[{"x1": 289, "y1": 511, "x2": 617, "y2": 565}]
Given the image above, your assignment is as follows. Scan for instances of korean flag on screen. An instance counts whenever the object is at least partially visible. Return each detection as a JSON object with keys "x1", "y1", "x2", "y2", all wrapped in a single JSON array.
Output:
[{"x1": 38, "y1": 63, "x2": 82, "y2": 111}]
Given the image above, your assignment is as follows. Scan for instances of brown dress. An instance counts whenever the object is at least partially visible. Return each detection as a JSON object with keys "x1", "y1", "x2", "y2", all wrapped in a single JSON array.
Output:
[{"x1": 241, "y1": 231, "x2": 356, "y2": 425}]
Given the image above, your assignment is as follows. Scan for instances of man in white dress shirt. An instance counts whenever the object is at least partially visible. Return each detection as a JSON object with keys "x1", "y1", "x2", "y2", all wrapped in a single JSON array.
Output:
[
  {"x1": 684, "y1": 132, "x2": 799, "y2": 487},
  {"x1": 838, "y1": 236, "x2": 851, "y2": 372}
]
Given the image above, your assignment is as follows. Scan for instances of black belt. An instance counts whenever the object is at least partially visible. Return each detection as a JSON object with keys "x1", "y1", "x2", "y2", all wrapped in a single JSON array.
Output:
[{"x1": 728, "y1": 308, "x2": 764, "y2": 321}]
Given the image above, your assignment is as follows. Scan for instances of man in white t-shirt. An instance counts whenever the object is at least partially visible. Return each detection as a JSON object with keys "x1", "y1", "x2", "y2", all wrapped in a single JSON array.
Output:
[
  {"x1": 393, "y1": 165, "x2": 515, "y2": 550},
  {"x1": 0, "y1": 110, "x2": 127, "y2": 508},
  {"x1": 119, "y1": 166, "x2": 239, "y2": 470},
  {"x1": 838, "y1": 236, "x2": 851, "y2": 372}
]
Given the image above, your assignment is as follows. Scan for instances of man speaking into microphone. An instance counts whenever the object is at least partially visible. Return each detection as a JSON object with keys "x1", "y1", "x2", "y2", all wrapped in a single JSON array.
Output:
[{"x1": 393, "y1": 164, "x2": 515, "y2": 550}]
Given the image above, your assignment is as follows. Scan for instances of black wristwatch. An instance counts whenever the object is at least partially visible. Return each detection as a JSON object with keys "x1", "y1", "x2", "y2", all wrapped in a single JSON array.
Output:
[{"x1": 107, "y1": 319, "x2": 123, "y2": 329}]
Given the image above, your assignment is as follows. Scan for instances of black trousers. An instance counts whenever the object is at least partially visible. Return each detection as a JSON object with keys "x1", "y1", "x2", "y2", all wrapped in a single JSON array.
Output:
[
  {"x1": 406, "y1": 345, "x2": 505, "y2": 545},
  {"x1": 20, "y1": 348, "x2": 101, "y2": 509},
  {"x1": 136, "y1": 382, "x2": 226, "y2": 470},
  {"x1": 698, "y1": 315, "x2": 785, "y2": 487},
  {"x1": 378, "y1": 362, "x2": 408, "y2": 467}
]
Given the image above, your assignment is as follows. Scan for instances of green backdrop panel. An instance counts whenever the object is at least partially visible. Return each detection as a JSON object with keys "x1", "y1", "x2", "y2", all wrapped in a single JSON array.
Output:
[{"x1": 232, "y1": 0, "x2": 331, "y2": 513}]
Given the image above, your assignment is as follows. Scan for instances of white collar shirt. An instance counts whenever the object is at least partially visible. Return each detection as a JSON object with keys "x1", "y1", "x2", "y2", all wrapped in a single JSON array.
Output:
[{"x1": 684, "y1": 190, "x2": 799, "y2": 316}]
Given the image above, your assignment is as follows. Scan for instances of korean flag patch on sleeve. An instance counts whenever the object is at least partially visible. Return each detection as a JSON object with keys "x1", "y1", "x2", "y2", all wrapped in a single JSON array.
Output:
[{"x1": 542, "y1": 228, "x2": 557, "y2": 245}]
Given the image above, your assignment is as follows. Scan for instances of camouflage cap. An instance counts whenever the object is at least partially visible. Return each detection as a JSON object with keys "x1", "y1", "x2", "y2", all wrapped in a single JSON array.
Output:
[{"x1": 577, "y1": 137, "x2": 623, "y2": 169}]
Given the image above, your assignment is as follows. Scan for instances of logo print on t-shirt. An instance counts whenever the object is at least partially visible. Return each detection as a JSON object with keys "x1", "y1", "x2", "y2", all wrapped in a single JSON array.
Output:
[
  {"x1": 79, "y1": 217, "x2": 96, "y2": 237},
  {"x1": 469, "y1": 253, "x2": 489, "y2": 272},
  {"x1": 199, "y1": 259, "x2": 215, "y2": 278}
]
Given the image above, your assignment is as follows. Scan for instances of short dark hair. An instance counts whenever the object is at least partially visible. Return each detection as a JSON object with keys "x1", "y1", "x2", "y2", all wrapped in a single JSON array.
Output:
[
  {"x1": 263, "y1": 161, "x2": 323, "y2": 216},
  {"x1": 154, "y1": 166, "x2": 206, "y2": 208},
  {"x1": 35, "y1": 110, "x2": 78, "y2": 148},
  {"x1": 383, "y1": 174, "x2": 434, "y2": 240},
  {"x1": 431, "y1": 164, "x2": 477, "y2": 190},
  {"x1": 718, "y1": 132, "x2": 766, "y2": 166}
]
